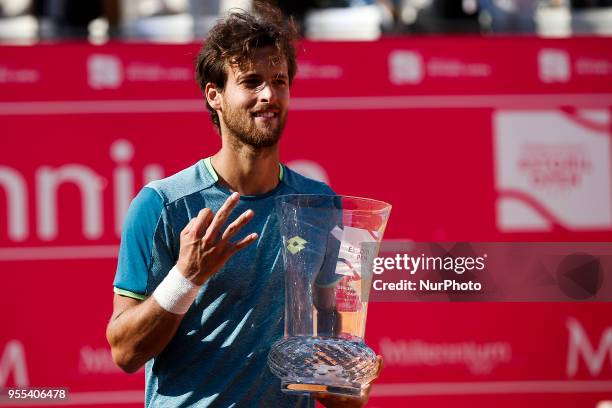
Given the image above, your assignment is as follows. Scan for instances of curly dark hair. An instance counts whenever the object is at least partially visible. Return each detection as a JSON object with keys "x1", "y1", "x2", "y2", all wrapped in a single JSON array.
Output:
[{"x1": 195, "y1": 2, "x2": 299, "y2": 134}]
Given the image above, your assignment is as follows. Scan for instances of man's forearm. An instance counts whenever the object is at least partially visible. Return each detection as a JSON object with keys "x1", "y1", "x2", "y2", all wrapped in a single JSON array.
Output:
[{"x1": 106, "y1": 295, "x2": 184, "y2": 373}]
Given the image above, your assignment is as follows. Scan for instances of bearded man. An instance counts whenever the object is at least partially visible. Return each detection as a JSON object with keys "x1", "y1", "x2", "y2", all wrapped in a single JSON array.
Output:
[{"x1": 106, "y1": 4, "x2": 379, "y2": 407}]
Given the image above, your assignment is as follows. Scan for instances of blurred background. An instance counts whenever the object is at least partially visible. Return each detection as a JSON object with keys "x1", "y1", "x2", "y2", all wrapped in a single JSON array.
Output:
[
  {"x1": 1, "y1": 0, "x2": 612, "y2": 407},
  {"x1": 1, "y1": 0, "x2": 612, "y2": 42}
]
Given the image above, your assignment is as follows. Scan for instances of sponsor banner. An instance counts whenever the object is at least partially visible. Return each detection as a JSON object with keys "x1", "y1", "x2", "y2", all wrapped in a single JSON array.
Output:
[
  {"x1": 1, "y1": 37, "x2": 611, "y2": 407},
  {"x1": 1, "y1": 37, "x2": 612, "y2": 103},
  {"x1": 366, "y1": 242, "x2": 612, "y2": 301},
  {"x1": 0, "y1": 43, "x2": 201, "y2": 102},
  {"x1": 494, "y1": 109, "x2": 612, "y2": 232},
  {"x1": 366, "y1": 302, "x2": 612, "y2": 382}
]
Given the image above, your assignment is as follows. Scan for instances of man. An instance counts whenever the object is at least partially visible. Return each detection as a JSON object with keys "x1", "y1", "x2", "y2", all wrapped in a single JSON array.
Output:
[{"x1": 106, "y1": 4, "x2": 379, "y2": 407}]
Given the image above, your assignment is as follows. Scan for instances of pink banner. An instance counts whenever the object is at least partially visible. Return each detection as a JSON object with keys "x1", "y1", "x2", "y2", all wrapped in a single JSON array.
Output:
[{"x1": 1, "y1": 37, "x2": 611, "y2": 407}]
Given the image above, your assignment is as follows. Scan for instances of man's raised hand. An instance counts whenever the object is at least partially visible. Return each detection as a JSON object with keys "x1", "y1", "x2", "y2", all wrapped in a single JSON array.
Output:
[{"x1": 177, "y1": 192, "x2": 258, "y2": 286}]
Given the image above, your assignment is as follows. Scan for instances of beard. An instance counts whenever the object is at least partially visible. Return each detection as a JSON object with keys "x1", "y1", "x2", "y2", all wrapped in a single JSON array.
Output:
[{"x1": 221, "y1": 101, "x2": 287, "y2": 149}]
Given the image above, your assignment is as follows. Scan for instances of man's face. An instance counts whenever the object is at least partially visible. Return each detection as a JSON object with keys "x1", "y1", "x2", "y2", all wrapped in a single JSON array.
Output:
[{"x1": 218, "y1": 47, "x2": 290, "y2": 149}]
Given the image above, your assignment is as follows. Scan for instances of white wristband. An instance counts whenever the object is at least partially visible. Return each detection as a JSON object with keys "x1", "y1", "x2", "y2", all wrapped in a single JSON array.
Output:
[{"x1": 153, "y1": 265, "x2": 200, "y2": 315}]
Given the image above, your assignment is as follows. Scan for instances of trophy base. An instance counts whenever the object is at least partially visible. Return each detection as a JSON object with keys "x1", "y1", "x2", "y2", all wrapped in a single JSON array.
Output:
[
  {"x1": 281, "y1": 380, "x2": 363, "y2": 397},
  {"x1": 269, "y1": 337, "x2": 378, "y2": 398}
]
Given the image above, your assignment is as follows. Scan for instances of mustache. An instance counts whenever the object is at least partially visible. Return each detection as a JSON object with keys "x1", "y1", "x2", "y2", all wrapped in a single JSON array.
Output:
[{"x1": 251, "y1": 104, "x2": 281, "y2": 113}]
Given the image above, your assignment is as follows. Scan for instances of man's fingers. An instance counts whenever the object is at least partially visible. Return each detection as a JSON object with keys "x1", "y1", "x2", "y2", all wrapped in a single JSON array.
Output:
[
  {"x1": 181, "y1": 217, "x2": 197, "y2": 235},
  {"x1": 181, "y1": 209, "x2": 213, "y2": 238},
  {"x1": 204, "y1": 192, "x2": 240, "y2": 241},
  {"x1": 191, "y1": 208, "x2": 214, "y2": 239},
  {"x1": 220, "y1": 209, "x2": 254, "y2": 242},
  {"x1": 376, "y1": 355, "x2": 384, "y2": 376},
  {"x1": 228, "y1": 232, "x2": 258, "y2": 254},
  {"x1": 315, "y1": 391, "x2": 366, "y2": 408}
]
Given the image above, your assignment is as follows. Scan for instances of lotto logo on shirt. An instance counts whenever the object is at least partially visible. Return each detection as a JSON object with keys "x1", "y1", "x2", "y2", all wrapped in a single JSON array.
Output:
[{"x1": 286, "y1": 236, "x2": 307, "y2": 255}]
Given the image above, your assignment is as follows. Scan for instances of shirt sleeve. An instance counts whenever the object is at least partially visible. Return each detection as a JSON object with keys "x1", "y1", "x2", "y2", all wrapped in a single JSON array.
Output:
[{"x1": 113, "y1": 187, "x2": 175, "y2": 300}]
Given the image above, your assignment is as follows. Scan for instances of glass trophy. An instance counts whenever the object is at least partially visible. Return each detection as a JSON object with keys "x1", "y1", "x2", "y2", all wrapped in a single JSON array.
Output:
[{"x1": 268, "y1": 194, "x2": 392, "y2": 397}]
